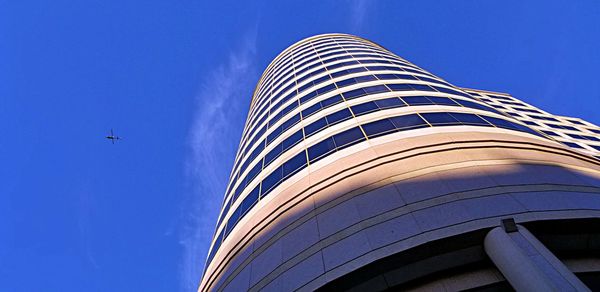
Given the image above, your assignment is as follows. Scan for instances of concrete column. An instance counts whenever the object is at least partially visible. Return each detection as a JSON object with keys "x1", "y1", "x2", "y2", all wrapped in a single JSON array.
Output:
[{"x1": 484, "y1": 221, "x2": 590, "y2": 292}]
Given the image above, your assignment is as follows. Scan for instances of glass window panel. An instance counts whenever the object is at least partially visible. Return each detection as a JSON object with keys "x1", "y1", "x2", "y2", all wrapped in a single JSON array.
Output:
[
  {"x1": 321, "y1": 94, "x2": 343, "y2": 108},
  {"x1": 399, "y1": 74, "x2": 419, "y2": 80},
  {"x1": 583, "y1": 135, "x2": 600, "y2": 142},
  {"x1": 374, "y1": 97, "x2": 405, "y2": 109},
  {"x1": 336, "y1": 78, "x2": 357, "y2": 88},
  {"x1": 368, "y1": 66, "x2": 390, "y2": 71},
  {"x1": 302, "y1": 102, "x2": 321, "y2": 118},
  {"x1": 264, "y1": 144, "x2": 283, "y2": 166},
  {"x1": 390, "y1": 114, "x2": 429, "y2": 130},
  {"x1": 455, "y1": 99, "x2": 498, "y2": 114},
  {"x1": 375, "y1": 74, "x2": 397, "y2": 80},
  {"x1": 364, "y1": 84, "x2": 389, "y2": 94},
  {"x1": 308, "y1": 137, "x2": 336, "y2": 163},
  {"x1": 268, "y1": 111, "x2": 283, "y2": 128},
  {"x1": 428, "y1": 96, "x2": 459, "y2": 106},
  {"x1": 562, "y1": 141, "x2": 584, "y2": 149},
  {"x1": 304, "y1": 117, "x2": 328, "y2": 137},
  {"x1": 351, "y1": 102, "x2": 378, "y2": 116},
  {"x1": 216, "y1": 205, "x2": 229, "y2": 232},
  {"x1": 347, "y1": 67, "x2": 367, "y2": 74},
  {"x1": 282, "y1": 130, "x2": 303, "y2": 151},
  {"x1": 314, "y1": 75, "x2": 330, "y2": 85},
  {"x1": 333, "y1": 127, "x2": 365, "y2": 149},
  {"x1": 354, "y1": 75, "x2": 377, "y2": 83},
  {"x1": 299, "y1": 90, "x2": 318, "y2": 104},
  {"x1": 569, "y1": 120, "x2": 585, "y2": 125},
  {"x1": 422, "y1": 112, "x2": 459, "y2": 125},
  {"x1": 529, "y1": 115, "x2": 559, "y2": 122},
  {"x1": 567, "y1": 133, "x2": 583, "y2": 139},
  {"x1": 541, "y1": 130, "x2": 558, "y2": 136},
  {"x1": 331, "y1": 69, "x2": 349, "y2": 78},
  {"x1": 240, "y1": 185, "x2": 260, "y2": 216},
  {"x1": 402, "y1": 96, "x2": 434, "y2": 105},
  {"x1": 343, "y1": 88, "x2": 367, "y2": 99},
  {"x1": 448, "y1": 112, "x2": 490, "y2": 126},
  {"x1": 282, "y1": 151, "x2": 307, "y2": 178},
  {"x1": 433, "y1": 86, "x2": 461, "y2": 95},
  {"x1": 362, "y1": 119, "x2": 396, "y2": 138},
  {"x1": 484, "y1": 116, "x2": 519, "y2": 130},
  {"x1": 326, "y1": 108, "x2": 352, "y2": 125},
  {"x1": 547, "y1": 123, "x2": 563, "y2": 129},
  {"x1": 225, "y1": 206, "x2": 241, "y2": 237},
  {"x1": 245, "y1": 162, "x2": 262, "y2": 185},
  {"x1": 298, "y1": 82, "x2": 313, "y2": 93},
  {"x1": 387, "y1": 83, "x2": 414, "y2": 91},
  {"x1": 316, "y1": 83, "x2": 336, "y2": 95},
  {"x1": 511, "y1": 124, "x2": 543, "y2": 137},
  {"x1": 282, "y1": 113, "x2": 300, "y2": 131},
  {"x1": 261, "y1": 165, "x2": 283, "y2": 196},
  {"x1": 207, "y1": 228, "x2": 224, "y2": 263},
  {"x1": 232, "y1": 183, "x2": 244, "y2": 203},
  {"x1": 409, "y1": 84, "x2": 435, "y2": 92},
  {"x1": 267, "y1": 126, "x2": 283, "y2": 144}
]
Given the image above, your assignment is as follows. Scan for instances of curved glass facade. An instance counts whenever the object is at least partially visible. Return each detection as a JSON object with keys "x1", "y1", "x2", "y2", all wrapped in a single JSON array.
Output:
[
  {"x1": 198, "y1": 33, "x2": 600, "y2": 292},
  {"x1": 204, "y1": 34, "x2": 545, "y2": 267}
]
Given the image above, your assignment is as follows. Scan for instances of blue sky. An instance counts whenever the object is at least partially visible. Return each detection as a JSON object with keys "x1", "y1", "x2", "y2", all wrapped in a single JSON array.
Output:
[{"x1": 1, "y1": 1, "x2": 599, "y2": 291}]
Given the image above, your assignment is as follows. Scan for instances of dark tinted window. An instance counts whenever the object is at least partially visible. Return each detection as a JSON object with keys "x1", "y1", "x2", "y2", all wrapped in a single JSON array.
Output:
[
  {"x1": 316, "y1": 83, "x2": 336, "y2": 95},
  {"x1": 326, "y1": 108, "x2": 352, "y2": 125},
  {"x1": 562, "y1": 141, "x2": 583, "y2": 149},
  {"x1": 304, "y1": 117, "x2": 328, "y2": 137},
  {"x1": 264, "y1": 144, "x2": 282, "y2": 166},
  {"x1": 333, "y1": 127, "x2": 366, "y2": 149},
  {"x1": 321, "y1": 94, "x2": 343, "y2": 107},
  {"x1": 449, "y1": 113, "x2": 490, "y2": 126},
  {"x1": 351, "y1": 102, "x2": 378, "y2": 115},
  {"x1": 541, "y1": 130, "x2": 558, "y2": 136},
  {"x1": 362, "y1": 119, "x2": 396, "y2": 138},
  {"x1": 484, "y1": 116, "x2": 518, "y2": 130},
  {"x1": 387, "y1": 83, "x2": 414, "y2": 91},
  {"x1": 422, "y1": 112, "x2": 459, "y2": 125},
  {"x1": 337, "y1": 78, "x2": 357, "y2": 87},
  {"x1": 282, "y1": 151, "x2": 307, "y2": 178},
  {"x1": 364, "y1": 84, "x2": 389, "y2": 94},
  {"x1": 428, "y1": 96, "x2": 458, "y2": 106},
  {"x1": 389, "y1": 114, "x2": 428, "y2": 130},
  {"x1": 355, "y1": 75, "x2": 377, "y2": 83},
  {"x1": 240, "y1": 185, "x2": 260, "y2": 216},
  {"x1": 374, "y1": 97, "x2": 405, "y2": 109},
  {"x1": 302, "y1": 102, "x2": 321, "y2": 118},
  {"x1": 308, "y1": 137, "x2": 336, "y2": 162},
  {"x1": 402, "y1": 96, "x2": 433, "y2": 105},
  {"x1": 261, "y1": 166, "x2": 283, "y2": 196},
  {"x1": 411, "y1": 84, "x2": 435, "y2": 91},
  {"x1": 282, "y1": 130, "x2": 303, "y2": 151},
  {"x1": 343, "y1": 88, "x2": 367, "y2": 99}
]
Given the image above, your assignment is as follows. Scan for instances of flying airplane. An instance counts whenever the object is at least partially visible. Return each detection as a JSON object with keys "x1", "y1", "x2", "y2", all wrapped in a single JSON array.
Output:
[{"x1": 106, "y1": 129, "x2": 121, "y2": 144}]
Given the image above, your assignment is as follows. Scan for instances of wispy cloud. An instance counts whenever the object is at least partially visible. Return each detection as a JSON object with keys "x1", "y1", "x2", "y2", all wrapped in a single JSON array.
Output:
[
  {"x1": 349, "y1": 0, "x2": 373, "y2": 34},
  {"x1": 178, "y1": 28, "x2": 259, "y2": 292}
]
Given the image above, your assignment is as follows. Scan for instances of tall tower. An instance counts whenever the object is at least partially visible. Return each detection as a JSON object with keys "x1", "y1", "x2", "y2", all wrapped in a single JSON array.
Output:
[{"x1": 199, "y1": 34, "x2": 600, "y2": 291}]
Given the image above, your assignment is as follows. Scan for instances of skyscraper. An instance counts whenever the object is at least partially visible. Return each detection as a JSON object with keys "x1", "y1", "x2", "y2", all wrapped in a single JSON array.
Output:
[{"x1": 198, "y1": 34, "x2": 600, "y2": 291}]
